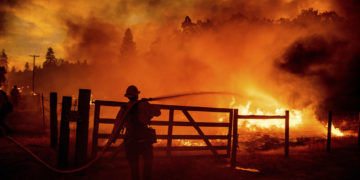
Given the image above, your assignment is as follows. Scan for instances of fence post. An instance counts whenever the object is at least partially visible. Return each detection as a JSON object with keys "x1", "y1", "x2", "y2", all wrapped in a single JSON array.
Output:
[
  {"x1": 75, "y1": 89, "x2": 91, "y2": 167},
  {"x1": 285, "y1": 110, "x2": 289, "y2": 158},
  {"x1": 327, "y1": 111, "x2": 332, "y2": 153},
  {"x1": 92, "y1": 102, "x2": 100, "y2": 158},
  {"x1": 41, "y1": 93, "x2": 45, "y2": 130},
  {"x1": 231, "y1": 109, "x2": 238, "y2": 168},
  {"x1": 357, "y1": 112, "x2": 359, "y2": 148},
  {"x1": 227, "y1": 110, "x2": 233, "y2": 158},
  {"x1": 166, "y1": 109, "x2": 174, "y2": 157},
  {"x1": 50, "y1": 92, "x2": 58, "y2": 149},
  {"x1": 57, "y1": 96, "x2": 72, "y2": 169}
]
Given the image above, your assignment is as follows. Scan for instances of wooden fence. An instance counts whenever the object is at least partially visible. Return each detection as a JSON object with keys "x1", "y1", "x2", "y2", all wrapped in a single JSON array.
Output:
[
  {"x1": 91, "y1": 100, "x2": 234, "y2": 159},
  {"x1": 50, "y1": 90, "x2": 360, "y2": 169},
  {"x1": 231, "y1": 110, "x2": 290, "y2": 168}
]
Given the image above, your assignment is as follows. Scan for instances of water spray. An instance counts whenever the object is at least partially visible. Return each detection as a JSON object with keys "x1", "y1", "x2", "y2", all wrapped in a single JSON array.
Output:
[{"x1": 146, "y1": 91, "x2": 241, "y2": 101}]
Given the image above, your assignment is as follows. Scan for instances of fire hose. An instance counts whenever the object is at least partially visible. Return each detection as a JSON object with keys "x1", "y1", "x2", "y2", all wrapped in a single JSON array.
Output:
[{"x1": 2, "y1": 91, "x2": 239, "y2": 174}]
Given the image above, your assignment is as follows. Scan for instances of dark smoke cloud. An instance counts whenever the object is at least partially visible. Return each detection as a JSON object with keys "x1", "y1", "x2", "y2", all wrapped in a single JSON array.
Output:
[
  {"x1": 0, "y1": 10, "x2": 7, "y2": 36},
  {"x1": 0, "y1": 0, "x2": 28, "y2": 36},
  {"x1": 64, "y1": 17, "x2": 121, "y2": 64},
  {"x1": 60, "y1": 0, "x2": 360, "y2": 115},
  {"x1": 193, "y1": 0, "x2": 305, "y2": 20},
  {"x1": 331, "y1": 0, "x2": 360, "y2": 20},
  {"x1": 278, "y1": 35, "x2": 346, "y2": 76},
  {"x1": 0, "y1": 0, "x2": 21, "y2": 6},
  {"x1": 108, "y1": 0, "x2": 324, "y2": 26},
  {"x1": 330, "y1": 0, "x2": 360, "y2": 42},
  {"x1": 277, "y1": 2, "x2": 360, "y2": 117}
]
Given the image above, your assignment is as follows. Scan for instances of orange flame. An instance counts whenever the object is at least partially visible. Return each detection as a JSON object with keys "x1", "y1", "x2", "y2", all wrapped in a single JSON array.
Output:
[{"x1": 225, "y1": 96, "x2": 345, "y2": 137}]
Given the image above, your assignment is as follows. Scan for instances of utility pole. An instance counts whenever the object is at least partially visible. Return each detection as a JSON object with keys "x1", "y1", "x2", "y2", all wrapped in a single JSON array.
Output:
[{"x1": 29, "y1": 55, "x2": 40, "y2": 94}]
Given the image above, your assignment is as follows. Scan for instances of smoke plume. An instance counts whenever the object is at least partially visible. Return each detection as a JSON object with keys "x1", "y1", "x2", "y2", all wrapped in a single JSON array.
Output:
[
  {"x1": 277, "y1": 2, "x2": 360, "y2": 119},
  {"x1": 64, "y1": 17, "x2": 121, "y2": 64},
  {"x1": 2, "y1": 0, "x2": 359, "y2": 128}
]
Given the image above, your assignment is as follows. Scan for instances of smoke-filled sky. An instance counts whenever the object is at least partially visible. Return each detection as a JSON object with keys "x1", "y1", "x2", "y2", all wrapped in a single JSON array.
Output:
[
  {"x1": 1, "y1": 0, "x2": 360, "y2": 122},
  {"x1": 0, "y1": 0, "x2": 348, "y2": 68}
]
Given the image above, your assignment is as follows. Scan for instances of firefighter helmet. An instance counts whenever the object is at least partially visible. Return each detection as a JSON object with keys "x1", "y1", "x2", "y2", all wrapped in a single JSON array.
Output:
[{"x1": 125, "y1": 85, "x2": 140, "y2": 97}]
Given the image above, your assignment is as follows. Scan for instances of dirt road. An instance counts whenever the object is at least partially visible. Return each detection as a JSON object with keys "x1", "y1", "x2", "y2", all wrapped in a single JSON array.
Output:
[{"x1": 1, "y1": 134, "x2": 360, "y2": 180}]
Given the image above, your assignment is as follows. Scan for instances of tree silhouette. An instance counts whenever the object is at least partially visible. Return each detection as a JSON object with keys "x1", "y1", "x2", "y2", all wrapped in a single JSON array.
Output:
[
  {"x1": 0, "y1": 49, "x2": 8, "y2": 71},
  {"x1": 182, "y1": 16, "x2": 193, "y2": 29},
  {"x1": 120, "y1": 28, "x2": 136, "y2": 59},
  {"x1": 181, "y1": 16, "x2": 195, "y2": 33},
  {"x1": 24, "y1": 62, "x2": 30, "y2": 71},
  {"x1": 10, "y1": 66, "x2": 16, "y2": 73},
  {"x1": 43, "y1": 47, "x2": 57, "y2": 68},
  {"x1": 0, "y1": 66, "x2": 6, "y2": 86}
]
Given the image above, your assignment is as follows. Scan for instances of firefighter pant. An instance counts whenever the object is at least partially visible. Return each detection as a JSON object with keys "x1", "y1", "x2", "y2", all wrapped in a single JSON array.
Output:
[{"x1": 125, "y1": 141, "x2": 153, "y2": 180}]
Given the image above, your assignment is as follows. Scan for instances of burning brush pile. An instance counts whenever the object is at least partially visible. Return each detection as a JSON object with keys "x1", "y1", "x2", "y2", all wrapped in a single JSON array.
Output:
[{"x1": 226, "y1": 98, "x2": 357, "y2": 152}]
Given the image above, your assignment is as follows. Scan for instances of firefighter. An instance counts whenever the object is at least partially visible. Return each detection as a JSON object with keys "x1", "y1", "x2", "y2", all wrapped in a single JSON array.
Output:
[
  {"x1": 109, "y1": 85, "x2": 161, "y2": 180},
  {"x1": 10, "y1": 85, "x2": 20, "y2": 108},
  {"x1": 0, "y1": 84, "x2": 13, "y2": 136}
]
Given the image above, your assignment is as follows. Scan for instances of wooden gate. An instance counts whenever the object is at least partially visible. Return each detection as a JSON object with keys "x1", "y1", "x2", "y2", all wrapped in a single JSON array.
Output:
[{"x1": 91, "y1": 100, "x2": 234, "y2": 158}]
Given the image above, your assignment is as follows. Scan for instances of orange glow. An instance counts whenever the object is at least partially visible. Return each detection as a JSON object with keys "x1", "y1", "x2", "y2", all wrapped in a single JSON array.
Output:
[
  {"x1": 329, "y1": 125, "x2": 344, "y2": 137},
  {"x1": 231, "y1": 100, "x2": 302, "y2": 129},
  {"x1": 224, "y1": 92, "x2": 345, "y2": 137},
  {"x1": 4, "y1": 0, "x2": 356, "y2": 143}
]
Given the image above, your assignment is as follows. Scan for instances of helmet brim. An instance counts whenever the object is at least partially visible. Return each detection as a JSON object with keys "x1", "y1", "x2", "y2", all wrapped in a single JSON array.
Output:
[{"x1": 124, "y1": 91, "x2": 140, "y2": 97}]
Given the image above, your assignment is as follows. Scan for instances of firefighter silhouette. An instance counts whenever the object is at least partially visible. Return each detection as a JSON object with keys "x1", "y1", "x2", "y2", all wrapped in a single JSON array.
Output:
[
  {"x1": 0, "y1": 84, "x2": 13, "y2": 135},
  {"x1": 10, "y1": 85, "x2": 20, "y2": 108},
  {"x1": 110, "y1": 85, "x2": 161, "y2": 180}
]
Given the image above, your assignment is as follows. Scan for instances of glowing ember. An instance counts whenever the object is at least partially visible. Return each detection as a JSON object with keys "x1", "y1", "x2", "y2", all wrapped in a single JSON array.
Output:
[
  {"x1": 234, "y1": 166, "x2": 260, "y2": 173},
  {"x1": 330, "y1": 125, "x2": 344, "y2": 137},
  {"x1": 176, "y1": 140, "x2": 205, "y2": 147}
]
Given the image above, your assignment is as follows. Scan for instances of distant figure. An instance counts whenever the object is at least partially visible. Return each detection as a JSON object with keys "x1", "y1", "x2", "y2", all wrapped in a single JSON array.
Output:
[
  {"x1": 109, "y1": 85, "x2": 161, "y2": 180},
  {"x1": 10, "y1": 85, "x2": 20, "y2": 108},
  {"x1": 0, "y1": 85, "x2": 13, "y2": 135}
]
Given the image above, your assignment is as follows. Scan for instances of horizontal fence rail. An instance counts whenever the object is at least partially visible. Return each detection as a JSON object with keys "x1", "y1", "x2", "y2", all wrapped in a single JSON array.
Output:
[
  {"x1": 92, "y1": 100, "x2": 234, "y2": 158},
  {"x1": 231, "y1": 110, "x2": 290, "y2": 168},
  {"x1": 99, "y1": 118, "x2": 229, "y2": 127}
]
